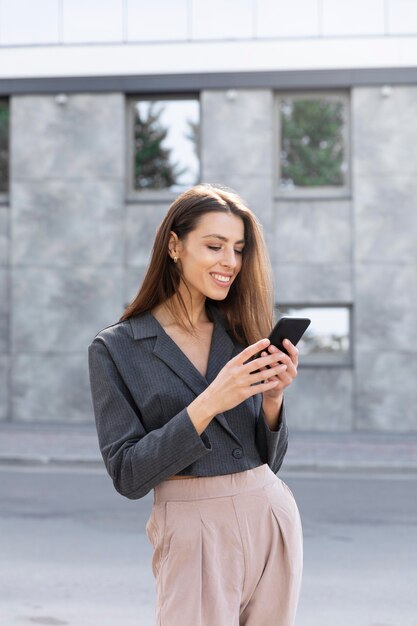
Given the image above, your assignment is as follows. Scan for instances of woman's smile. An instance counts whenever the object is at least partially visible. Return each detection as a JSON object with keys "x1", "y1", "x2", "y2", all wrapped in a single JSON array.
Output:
[{"x1": 209, "y1": 272, "x2": 233, "y2": 287}]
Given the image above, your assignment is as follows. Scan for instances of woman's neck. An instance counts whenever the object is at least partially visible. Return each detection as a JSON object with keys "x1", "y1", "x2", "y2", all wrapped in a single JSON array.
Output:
[{"x1": 153, "y1": 294, "x2": 210, "y2": 329}]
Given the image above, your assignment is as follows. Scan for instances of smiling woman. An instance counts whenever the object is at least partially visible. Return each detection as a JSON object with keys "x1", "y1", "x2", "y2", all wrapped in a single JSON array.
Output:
[
  {"x1": 88, "y1": 183, "x2": 303, "y2": 626},
  {"x1": 120, "y1": 183, "x2": 274, "y2": 345}
]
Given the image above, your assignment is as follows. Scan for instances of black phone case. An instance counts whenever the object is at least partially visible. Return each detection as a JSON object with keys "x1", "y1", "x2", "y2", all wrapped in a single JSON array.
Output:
[{"x1": 269, "y1": 317, "x2": 311, "y2": 355}]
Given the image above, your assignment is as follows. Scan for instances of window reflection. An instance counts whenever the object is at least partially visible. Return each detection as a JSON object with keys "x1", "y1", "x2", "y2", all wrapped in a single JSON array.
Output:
[
  {"x1": 133, "y1": 98, "x2": 200, "y2": 192},
  {"x1": 279, "y1": 94, "x2": 348, "y2": 192},
  {"x1": 275, "y1": 305, "x2": 351, "y2": 365}
]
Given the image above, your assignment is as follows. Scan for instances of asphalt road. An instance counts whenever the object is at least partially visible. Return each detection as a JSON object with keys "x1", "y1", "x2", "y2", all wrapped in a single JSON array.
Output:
[{"x1": 1, "y1": 465, "x2": 416, "y2": 626}]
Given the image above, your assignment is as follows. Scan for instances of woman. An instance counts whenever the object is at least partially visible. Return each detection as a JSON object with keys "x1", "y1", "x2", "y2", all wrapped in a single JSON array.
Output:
[{"x1": 88, "y1": 183, "x2": 303, "y2": 626}]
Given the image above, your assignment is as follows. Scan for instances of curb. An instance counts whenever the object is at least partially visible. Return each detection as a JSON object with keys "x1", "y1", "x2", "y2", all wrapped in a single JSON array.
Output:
[
  {"x1": 1, "y1": 426, "x2": 417, "y2": 473},
  {"x1": 0, "y1": 455, "x2": 103, "y2": 468},
  {"x1": 282, "y1": 462, "x2": 417, "y2": 474},
  {"x1": 1, "y1": 454, "x2": 417, "y2": 474}
]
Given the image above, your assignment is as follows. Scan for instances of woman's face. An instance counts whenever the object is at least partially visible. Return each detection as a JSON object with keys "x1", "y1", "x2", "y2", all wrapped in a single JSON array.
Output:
[{"x1": 173, "y1": 211, "x2": 245, "y2": 303}]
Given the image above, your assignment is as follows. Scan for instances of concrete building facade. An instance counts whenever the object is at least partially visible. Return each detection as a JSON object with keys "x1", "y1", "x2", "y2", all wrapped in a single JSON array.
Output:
[{"x1": 0, "y1": 0, "x2": 416, "y2": 431}]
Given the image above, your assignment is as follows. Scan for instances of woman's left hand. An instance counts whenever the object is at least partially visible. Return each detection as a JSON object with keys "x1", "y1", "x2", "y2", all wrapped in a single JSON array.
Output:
[
  {"x1": 260, "y1": 338, "x2": 299, "y2": 402},
  {"x1": 259, "y1": 339, "x2": 298, "y2": 430}
]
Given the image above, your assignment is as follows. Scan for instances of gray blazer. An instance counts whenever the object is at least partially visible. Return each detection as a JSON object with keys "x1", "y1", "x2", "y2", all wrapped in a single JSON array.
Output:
[{"x1": 88, "y1": 304, "x2": 288, "y2": 500}]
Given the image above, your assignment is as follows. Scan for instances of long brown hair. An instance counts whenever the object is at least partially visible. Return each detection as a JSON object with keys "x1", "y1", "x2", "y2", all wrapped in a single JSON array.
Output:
[{"x1": 119, "y1": 183, "x2": 274, "y2": 345}]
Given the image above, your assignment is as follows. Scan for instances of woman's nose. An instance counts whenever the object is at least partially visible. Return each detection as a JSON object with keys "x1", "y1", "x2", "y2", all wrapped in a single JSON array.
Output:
[{"x1": 221, "y1": 248, "x2": 237, "y2": 268}]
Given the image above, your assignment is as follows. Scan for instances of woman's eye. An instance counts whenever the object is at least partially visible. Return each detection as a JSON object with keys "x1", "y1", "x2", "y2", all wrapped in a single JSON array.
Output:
[
  {"x1": 207, "y1": 246, "x2": 221, "y2": 251},
  {"x1": 235, "y1": 249, "x2": 243, "y2": 255}
]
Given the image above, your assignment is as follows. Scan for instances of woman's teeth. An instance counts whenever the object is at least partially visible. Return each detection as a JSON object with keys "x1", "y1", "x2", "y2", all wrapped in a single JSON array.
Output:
[{"x1": 211, "y1": 273, "x2": 230, "y2": 283}]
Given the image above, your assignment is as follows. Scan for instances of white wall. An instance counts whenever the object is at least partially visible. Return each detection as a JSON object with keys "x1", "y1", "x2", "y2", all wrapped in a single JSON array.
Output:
[
  {"x1": 1, "y1": 0, "x2": 417, "y2": 78},
  {"x1": 3, "y1": 0, "x2": 417, "y2": 46}
]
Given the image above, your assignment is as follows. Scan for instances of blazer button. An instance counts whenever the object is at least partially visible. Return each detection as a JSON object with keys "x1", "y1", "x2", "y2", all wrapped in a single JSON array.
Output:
[{"x1": 232, "y1": 448, "x2": 243, "y2": 459}]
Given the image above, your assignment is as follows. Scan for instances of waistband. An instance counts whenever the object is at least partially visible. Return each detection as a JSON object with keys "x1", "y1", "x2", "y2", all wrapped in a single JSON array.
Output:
[{"x1": 153, "y1": 464, "x2": 278, "y2": 503}]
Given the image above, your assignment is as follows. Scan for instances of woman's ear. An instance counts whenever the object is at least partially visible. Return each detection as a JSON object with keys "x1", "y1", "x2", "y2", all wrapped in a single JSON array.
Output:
[{"x1": 168, "y1": 231, "x2": 181, "y2": 261}]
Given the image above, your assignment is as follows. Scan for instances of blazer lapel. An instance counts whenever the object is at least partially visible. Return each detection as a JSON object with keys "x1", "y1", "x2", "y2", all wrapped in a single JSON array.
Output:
[
  {"x1": 130, "y1": 308, "x2": 243, "y2": 443},
  {"x1": 130, "y1": 311, "x2": 208, "y2": 396},
  {"x1": 153, "y1": 330, "x2": 208, "y2": 397}
]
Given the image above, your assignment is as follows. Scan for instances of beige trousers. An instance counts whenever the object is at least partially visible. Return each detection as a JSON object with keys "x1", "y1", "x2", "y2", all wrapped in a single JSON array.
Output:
[{"x1": 146, "y1": 464, "x2": 303, "y2": 626}]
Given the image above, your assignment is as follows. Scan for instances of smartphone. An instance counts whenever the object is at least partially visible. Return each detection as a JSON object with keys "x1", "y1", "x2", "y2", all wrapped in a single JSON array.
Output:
[{"x1": 268, "y1": 317, "x2": 311, "y2": 355}]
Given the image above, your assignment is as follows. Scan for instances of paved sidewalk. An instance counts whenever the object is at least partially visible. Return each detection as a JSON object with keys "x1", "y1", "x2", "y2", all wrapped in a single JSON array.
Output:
[
  {"x1": 1, "y1": 421, "x2": 417, "y2": 472},
  {"x1": 0, "y1": 422, "x2": 101, "y2": 467}
]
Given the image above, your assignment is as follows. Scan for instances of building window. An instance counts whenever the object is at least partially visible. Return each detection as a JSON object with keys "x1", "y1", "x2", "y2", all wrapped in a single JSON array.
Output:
[
  {"x1": 276, "y1": 92, "x2": 350, "y2": 198},
  {"x1": 129, "y1": 96, "x2": 200, "y2": 195},
  {"x1": 0, "y1": 100, "x2": 9, "y2": 195},
  {"x1": 275, "y1": 305, "x2": 351, "y2": 366}
]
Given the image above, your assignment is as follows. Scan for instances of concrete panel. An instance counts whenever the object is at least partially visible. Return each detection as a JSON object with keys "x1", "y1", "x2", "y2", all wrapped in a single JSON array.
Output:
[
  {"x1": 201, "y1": 90, "x2": 273, "y2": 181},
  {"x1": 353, "y1": 87, "x2": 417, "y2": 177},
  {"x1": 0, "y1": 269, "x2": 8, "y2": 353},
  {"x1": 0, "y1": 208, "x2": 9, "y2": 266},
  {"x1": 127, "y1": 0, "x2": 188, "y2": 42},
  {"x1": 256, "y1": 0, "x2": 320, "y2": 38},
  {"x1": 12, "y1": 354, "x2": 92, "y2": 423},
  {"x1": 12, "y1": 94, "x2": 124, "y2": 180},
  {"x1": 126, "y1": 203, "x2": 167, "y2": 266},
  {"x1": 201, "y1": 174, "x2": 273, "y2": 240},
  {"x1": 355, "y1": 263, "x2": 417, "y2": 352},
  {"x1": 11, "y1": 179, "x2": 124, "y2": 267},
  {"x1": 355, "y1": 350, "x2": 417, "y2": 431},
  {"x1": 284, "y1": 367, "x2": 353, "y2": 431},
  {"x1": 0, "y1": 355, "x2": 8, "y2": 421},
  {"x1": 192, "y1": 0, "x2": 253, "y2": 40},
  {"x1": 355, "y1": 174, "x2": 417, "y2": 263},
  {"x1": 274, "y1": 200, "x2": 351, "y2": 264},
  {"x1": 322, "y1": 0, "x2": 384, "y2": 36},
  {"x1": 11, "y1": 268, "x2": 124, "y2": 353},
  {"x1": 123, "y1": 266, "x2": 147, "y2": 309},
  {"x1": 273, "y1": 263, "x2": 352, "y2": 304}
]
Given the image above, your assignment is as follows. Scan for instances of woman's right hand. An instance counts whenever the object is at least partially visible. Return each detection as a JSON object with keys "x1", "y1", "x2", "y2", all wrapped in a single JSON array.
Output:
[{"x1": 186, "y1": 338, "x2": 288, "y2": 435}]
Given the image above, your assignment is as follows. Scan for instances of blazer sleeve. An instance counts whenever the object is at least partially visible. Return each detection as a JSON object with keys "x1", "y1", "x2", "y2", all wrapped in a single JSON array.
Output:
[
  {"x1": 255, "y1": 398, "x2": 289, "y2": 474},
  {"x1": 88, "y1": 338, "x2": 212, "y2": 500}
]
